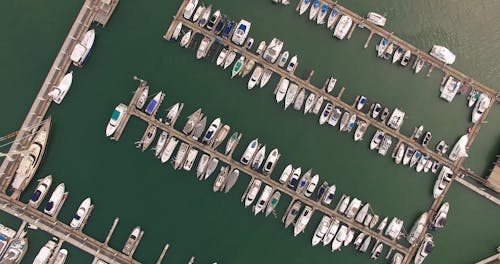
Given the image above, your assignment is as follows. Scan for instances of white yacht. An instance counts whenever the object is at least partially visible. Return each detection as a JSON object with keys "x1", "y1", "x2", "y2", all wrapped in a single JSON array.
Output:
[
  {"x1": 401, "y1": 50, "x2": 411, "y2": 66},
  {"x1": 394, "y1": 144, "x2": 405, "y2": 164},
  {"x1": 53, "y1": 249, "x2": 68, "y2": 264},
  {"x1": 216, "y1": 48, "x2": 228, "y2": 66},
  {"x1": 196, "y1": 37, "x2": 211, "y2": 59},
  {"x1": 288, "y1": 167, "x2": 301, "y2": 189},
  {"x1": 431, "y1": 202, "x2": 449, "y2": 230},
  {"x1": 367, "y1": 12, "x2": 386, "y2": 26},
  {"x1": 69, "y1": 197, "x2": 92, "y2": 229},
  {"x1": 180, "y1": 30, "x2": 192, "y2": 48},
  {"x1": 275, "y1": 78, "x2": 289, "y2": 103},
  {"x1": 299, "y1": 0, "x2": 312, "y2": 15},
  {"x1": 371, "y1": 242, "x2": 384, "y2": 260},
  {"x1": 279, "y1": 164, "x2": 293, "y2": 184},
  {"x1": 213, "y1": 166, "x2": 229, "y2": 192},
  {"x1": 312, "y1": 96, "x2": 324, "y2": 114},
  {"x1": 196, "y1": 154, "x2": 210, "y2": 179},
  {"x1": 197, "y1": 5, "x2": 211, "y2": 27},
  {"x1": 337, "y1": 195, "x2": 349, "y2": 213},
  {"x1": 48, "y1": 71, "x2": 73, "y2": 104},
  {"x1": 331, "y1": 225, "x2": 348, "y2": 251},
  {"x1": 407, "y1": 212, "x2": 428, "y2": 245},
  {"x1": 122, "y1": 227, "x2": 141, "y2": 255},
  {"x1": 370, "y1": 130, "x2": 385, "y2": 150},
  {"x1": 356, "y1": 96, "x2": 367, "y2": 110},
  {"x1": 224, "y1": 132, "x2": 239, "y2": 155},
  {"x1": 316, "y1": 4, "x2": 329, "y2": 24},
  {"x1": 256, "y1": 41, "x2": 266, "y2": 55},
  {"x1": 339, "y1": 111, "x2": 350, "y2": 131},
  {"x1": 286, "y1": 55, "x2": 298, "y2": 72},
  {"x1": 393, "y1": 47, "x2": 404, "y2": 63},
  {"x1": 154, "y1": 131, "x2": 168, "y2": 157},
  {"x1": 333, "y1": 15, "x2": 353, "y2": 40},
  {"x1": 172, "y1": 22, "x2": 183, "y2": 41},
  {"x1": 224, "y1": 169, "x2": 240, "y2": 193},
  {"x1": 377, "y1": 217, "x2": 388, "y2": 233},
  {"x1": 29, "y1": 175, "x2": 52, "y2": 208},
  {"x1": 414, "y1": 57, "x2": 425, "y2": 73},
  {"x1": 44, "y1": 183, "x2": 65, "y2": 216},
  {"x1": 173, "y1": 143, "x2": 189, "y2": 169},
  {"x1": 448, "y1": 134, "x2": 469, "y2": 161},
  {"x1": 278, "y1": 51, "x2": 289, "y2": 67},
  {"x1": 204, "y1": 158, "x2": 219, "y2": 180},
  {"x1": 440, "y1": 76, "x2": 462, "y2": 102},
  {"x1": 202, "y1": 118, "x2": 221, "y2": 144},
  {"x1": 253, "y1": 185, "x2": 273, "y2": 215},
  {"x1": 183, "y1": 0, "x2": 199, "y2": 19},
  {"x1": 183, "y1": 148, "x2": 198, "y2": 171},
  {"x1": 248, "y1": 66, "x2": 263, "y2": 89},
  {"x1": 359, "y1": 235, "x2": 372, "y2": 253},
  {"x1": 232, "y1": 19, "x2": 251, "y2": 45},
  {"x1": 263, "y1": 38, "x2": 284, "y2": 64},
  {"x1": 414, "y1": 234, "x2": 434, "y2": 264},
  {"x1": 160, "y1": 137, "x2": 179, "y2": 163},
  {"x1": 251, "y1": 145, "x2": 266, "y2": 171},
  {"x1": 385, "y1": 217, "x2": 403, "y2": 240},
  {"x1": 312, "y1": 216, "x2": 331, "y2": 246},
  {"x1": 322, "y1": 185, "x2": 336, "y2": 205},
  {"x1": 344, "y1": 229, "x2": 355, "y2": 246},
  {"x1": 327, "y1": 8, "x2": 339, "y2": 29},
  {"x1": 223, "y1": 50, "x2": 237, "y2": 69},
  {"x1": 377, "y1": 37, "x2": 388, "y2": 57},
  {"x1": 354, "y1": 121, "x2": 367, "y2": 141},
  {"x1": 284, "y1": 83, "x2": 299, "y2": 110},
  {"x1": 241, "y1": 139, "x2": 259, "y2": 165},
  {"x1": 319, "y1": 102, "x2": 333, "y2": 125},
  {"x1": 304, "y1": 174, "x2": 319, "y2": 197},
  {"x1": 308, "y1": 0, "x2": 320, "y2": 20},
  {"x1": 345, "y1": 198, "x2": 362, "y2": 218},
  {"x1": 430, "y1": 45, "x2": 456, "y2": 64},
  {"x1": 353, "y1": 232, "x2": 365, "y2": 249},
  {"x1": 472, "y1": 93, "x2": 491, "y2": 123},
  {"x1": 325, "y1": 76, "x2": 337, "y2": 93},
  {"x1": 322, "y1": 218, "x2": 339, "y2": 246},
  {"x1": 70, "y1": 29, "x2": 95, "y2": 67},
  {"x1": 378, "y1": 135, "x2": 392, "y2": 156},
  {"x1": 135, "y1": 85, "x2": 149, "y2": 110},
  {"x1": 33, "y1": 240, "x2": 56, "y2": 264},
  {"x1": 433, "y1": 166, "x2": 452, "y2": 198},
  {"x1": 303, "y1": 93, "x2": 316, "y2": 114},
  {"x1": 213, "y1": 124, "x2": 230, "y2": 149},
  {"x1": 244, "y1": 179, "x2": 262, "y2": 207},
  {"x1": 260, "y1": 68, "x2": 273, "y2": 88},
  {"x1": 192, "y1": 5, "x2": 204, "y2": 22},
  {"x1": 294, "y1": 206, "x2": 313, "y2": 236},
  {"x1": 1, "y1": 236, "x2": 28, "y2": 264},
  {"x1": 355, "y1": 203, "x2": 370, "y2": 223},
  {"x1": 327, "y1": 108, "x2": 342, "y2": 127},
  {"x1": 467, "y1": 89, "x2": 480, "y2": 107},
  {"x1": 263, "y1": 148, "x2": 279, "y2": 175}
]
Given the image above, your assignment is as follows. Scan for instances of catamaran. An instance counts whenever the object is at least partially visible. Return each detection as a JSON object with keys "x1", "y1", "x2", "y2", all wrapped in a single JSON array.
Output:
[{"x1": 333, "y1": 15, "x2": 352, "y2": 40}]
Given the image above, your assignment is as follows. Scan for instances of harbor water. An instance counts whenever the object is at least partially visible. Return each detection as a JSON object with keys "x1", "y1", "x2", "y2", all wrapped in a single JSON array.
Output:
[{"x1": 0, "y1": 0, "x2": 499, "y2": 263}]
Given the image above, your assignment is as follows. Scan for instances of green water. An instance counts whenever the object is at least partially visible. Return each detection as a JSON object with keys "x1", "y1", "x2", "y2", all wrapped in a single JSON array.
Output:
[{"x1": 1, "y1": 0, "x2": 499, "y2": 263}]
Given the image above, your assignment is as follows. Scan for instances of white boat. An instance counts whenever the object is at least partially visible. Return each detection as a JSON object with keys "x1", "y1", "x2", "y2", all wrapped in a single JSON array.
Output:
[
  {"x1": 172, "y1": 21, "x2": 183, "y2": 40},
  {"x1": 370, "y1": 215, "x2": 379, "y2": 229},
  {"x1": 356, "y1": 96, "x2": 367, "y2": 110},
  {"x1": 371, "y1": 243, "x2": 383, "y2": 260},
  {"x1": 316, "y1": 4, "x2": 329, "y2": 24},
  {"x1": 192, "y1": 5, "x2": 204, "y2": 22},
  {"x1": 248, "y1": 66, "x2": 263, "y2": 89},
  {"x1": 165, "y1": 103, "x2": 180, "y2": 126},
  {"x1": 135, "y1": 85, "x2": 149, "y2": 109},
  {"x1": 322, "y1": 185, "x2": 336, "y2": 205},
  {"x1": 387, "y1": 108, "x2": 405, "y2": 130},
  {"x1": 279, "y1": 164, "x2": 293, "y2": 184},
  {"x1": 423, "y1": 158, "x2": 433, "y2": 173},
  {"x1": 394, "y1": 144, "x2": 405, "y2": 164},
  {"x1": 183, "y1": 148, "x2": 198, "y2": 171},
  {"x1": 263, "y1": 38, "x2": 284, "y2": 64},
  {"x1": 196, "y1": 154, "x2": 210, "y2": 179},
  {"x1": 327, "y1": 108, "x2": 342, "y2": 127},
  {"x1": 304, "y1": 174, "x2": 319, "y2": 197},
  {"x1": 355, "y1": 203, "x2": 370, "y2": 223},
  {"x1": 378, "y1": 135, "x2": 392, "y2": 156},
  {"x1": 224, "y1": 169, "x2": 240, "y2": 193},
  {"x1": 294, "y1": 206, "x2": 313, "y2": 236},
  {"x1": 197, "y1": 5, "x2": 211, "y2": 27},
  {"x1": 180, "y1": 30, "x2": 192, "y2": 48},
  {"x1": 284, "y1": 83, "x2": 299, "y2": 110},
  {"x1": 344, "y1": 229, "x2": 355, "y2": 246},
  {"x1": 293, "y1": 88, "x2": 306, "y2": 110},
  {"x1": 232, "y1": 19, "x2": 251, "y2": 45},
  {"x1": 324, "y1": 77, "x2": 337, "y2": 93},
  {"x1": 414, "y1": 58, "x2": 425, "y2": 73},
  {"x1": 345, "y1": 198, "x2": 361, "y2": 218},
  {"x1": 331, "y1": 225, "x2": 348, "y2": 251},
  {"x1": 370, "y1": 130, "x2": 384, "y2": 150},
  {"x1": 363, "y1": 214, "x2": 373, "y2": 227},
  {"x1": 202, "y1": 118, "x2": 221, "y2": 144},
  {"x1": 48, "y1": 71, "x2": 73, "y2": 104},
  {"x1": 1, "y1": 236, "x2": 27, "y2": 263},
  {"x1": 256, "y1": 41, "x2": 266, "y2": 55},
  {"x1": 296, "y1": 169, "x2": 311, "y2": 194},
  {"x1": 139, "y1": 125, "x2": 157, "y2": 151},
  {"x1": 414, "y1": 234, "x2": 434, "y2": 264},
  {"x1": 241, "y1": 139, "x2": 259, "y2": 165},
  {"x1": 359, "y1": 235, "x2": 371, "y2": 253},
  {"x1": 354, "y1": 121, "x2": 368, "y2": 141},
  {"x1": 393, "y1": 47, "x2": 404, "y2": 63},
  {"x1": 70, "y1": 29, "x2": 95, "y2": 67},
  {"x1": 223, "y1": 50, "x2": 237, "y2": 69},
  {"x1": 384, "y1": 217, "x2": 403, "y2": 240},
  {"x1": 204, "y1": 158, "x2": 219, "y2": 180},
  {"x1": 70, "y1": 197, "x2": 92, "y2": 229},
  {"x1": 339, "y1": 111, "x2": 350, "y2": 131},
  {"x1": 433, "y1": 166, "x2": 452, "y2": 198},
  {"x1": 213, "y1": 166, "x2": 228, "y2": 192},
  {"x1": 413, "y1": 125, "x2": 424, "y2": 140},
  {"x1": 319, "y1": 102, "x2": 333, "y2": 125},
  {"x1": 431, "y1": 202, "x2": 449, "y2": 230},
  {"x1": 333, "y1": 15, "x2": 353, "y2": 40},
  {"x1": 337, "y1": 195, "x2": 350, "y2": 214},
  {"x1": 472, "y1": 93, "x2": 491, "y2": 123},
  {"x1": 206, "y1": 10, "x2": 221, "y2": 30},
  {"x1": 392, "y1": 253, "x2": 404, "y2": 264},
  {"x1": 183, "y1": 0, "x2": 199, "y2": 19},
  {"x1": 440, "y1": 76, "x2": 461, "y2": 102},
  {"x1": 401, "y1": 50, "x2": 411, "y2": 66},
  {"x1": 43, "y1": 183, "x2": 65, "y2": 216},
  {"x1": 278, "y1": 51, "x2": 289, "y2": 67},
  {"x1": 265, "y1": 191, "x2": 281, "y2": 217},
  {"x1": 371, "y1": 103, "x2": 382, "y2": 119},
  {"x1": 367, "y1": 12, "x2": 386, "y2": 26},
  {"x1": 263, "y1": 148, "x2": 279, "y2": 175},
  {"x1": 182, "y1": 108, "x2": 202, "y2": 135},
  {"x1": 286, "y1": 55, "x2": 298, "y2": 72},
  {"x1": 224, "y1": 132, "x2": 239, "y2": 155},
  {"x1": 309, "y1": 0, "x2": 321, "y2": 20},
  {"x1": 430, "y1": 45, "x2": 456, "y2": 64},
  {"x1": 316, "y1": 182, "x2": 327, "y2": 201},
  {"x1": 467, "y1": 89, "x2": 480, "y2": 108},
  {"x1": 407, "y1": 212, "x2": 428, "y2": 245},
  {"x1": 303, "y1": 93, "x2": 316, "y2": 114},
  {"x1": 216, "y1": 48, "x2": 228, "y2": 66},
  {"x1": 377, "y1": 217, "x2": 388, "y2": 232},
  {"x1": 312, "y1": 216, "x2": 331, "y2": 246},
  {"x1": 312, "y1": 96, "x2": 324, "y2": 114},
  {"x1": 253, "y1": 185, "x2": 273, "y2": 215},
  {"x1": 353, "y1": 232, "x2": 365, "y2": 249},
  {"x1": 288, "y1": 167, "x2": 301, "y2": 189},
  {"x1": 326, "y1": 8, "x2": 339, "y2": 29},
  {"x1": 345, "y1": 114, "x2": 357, "y2": 133},
  {"x1": 299, "y1": 0, "x2": 312, "y2": 15},
  {"x1": 322, "y1": 218, "x2": 340, "y2": 246},
  {"x1": 160, "y1": 137, "x2": 178, "y2": 163},
  {"x1": 231, "y1": 56, "x2": 245, "y2": 78},
  {"x1": 173, "y1": 142, "x2": 189, "y2": 169},
  {"x1": 29, "y1": 175, "x2": 52, "y2": 208},
  {"x1": 449, "y1": 134, "x2": 469, "y2": 161},
  {"x1": 53, "y1": 249, "x2": 68, "y2": 264},
  {"x1": 260, "y1": 68, "x2": 273, "y2": 88},
  {"x1": 377, "y1": 37, "x2": 388, "y2": 57},
  {"x1": 244, "y1": 179, "x2": 262, "y2": 207},
  {"x1": 33, "y1": 240, "x2": 56, "y2": 264},
  {"x1": 213, "y1": 124, "x2": 230, "y2": 149},
  {"x1": 122, "y1": 227, "x2": 141, "y2": 255},
  {"x1": 384, "y1": 43, "x2": 394, "y2": 59},
  {"x1": 251, "y1": 145, "x2": 266, "y2": 171}
]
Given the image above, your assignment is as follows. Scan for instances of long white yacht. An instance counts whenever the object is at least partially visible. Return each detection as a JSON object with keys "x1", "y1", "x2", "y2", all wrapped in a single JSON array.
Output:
[
  {"x1": 201, "y1": 117, "x2": 221, "y2": 144},
  {"x1": 160, "y1": 137, "x2": 179, "y2": 163},
  {"x1": 345, "y1": 198, "x2": 361, "y2": 218},
  {"x1": 299, "y1": 0, "x2": 311, "y2": 15},
  {"x1": 333, "y1": 15, "x2": 353, "y2": 40},
  {"x1": 48, "y1": 71, "x2": 73, "y2": 104},
  {"x1": 248, "y1": 66, "x2": 263, "y2": 89},
  {"x1": 430, "y1": 45, "x2": 455, "y2": 64},
  {"x1": 263, "y1": 148, "x2": 279, "y2": 175},
  {"x1": 319, "y1": 102, "x2": 333, "y2": 125},
  {"x1": 196, "y1": 37, "x2": 211, "y2": 59},
  {"x1": 70, "y1": 29, "x2": 95, "y2": 67},
  {"x1": 414, "y1": 234, "x2": 434, "y2": 264},
  {"x1": 407, "y1": 212, "x2": 428, "y2": 245},
  {"x1": 122, "y1": 227, "x2": 141, "y2": 255},
  {"x1": 70, "y1": 197, "x2": 92, "y2": 229},
  {"x1": 251, "y1": 145, "x2": 266, "y2": 171},
  {"x1": 183, "y1": 148, "x2": 198, "y2": 171},
  {"x1": 263, "y1": 38, "x2": 284, "y2": 63},
  {"x1": 472, "y1": 93, "x2": 491, "y2": 123},
  {"x1": 384, "y1": 217, "x2": 403, "y2": 240},
  {"x1": 275, "y1": 78, "x2": 289, "y2": 103},
  {"x1": 279, "y1": 164, "x2": 293, "y2": 184},
  {"x1": 433, "y1": 166, "x2": 452, "y2": 198},
  {"x1": 244, "y1": 179, "x2": 262, "y2": 207},
  {"x1": 431, "y1": 202, "x2": 449, "y2": 230},
  {"x1": 448, "y1": 134, "x2": 469, "y2": 161},
  {"x1": 253, "y1": 185, "x2": 273, "y2": 215},
  {"x1": 312, "y1": 215, "x2": 331, "y2": 246},
  {"x1": 240, "y1": 139, "x2": 259, "y2": 165},
  {"x1": 44, "y1": 183, "x2": 65, "y2": 216},
  {"x1": 33, "y1": 240, "x2": 57, "y2": 264},
  {"x1": 53, "y1": 249, "x2": 68, "y2": 264},
  {"x1": 322, "y1": 218, "x2": 339, "y2": 246},
  {"x1": 29, "y1": 175, "x2": 53, "y2": 208},
  {"x1": 331, "y1": 225, "x2": 348, "y2": 251},
  {"x1": 232, "y1": 19, "x2": 251, "y2": 45},
  {"x1": 294, "y1": 206, "x2": 313, "y2": 236},
  {"x1": 284, "y1": 83, "x2": 299, "y2": 110},
  {"x1": 183, "y1": 0, "x2": 199, "y2": 19}
]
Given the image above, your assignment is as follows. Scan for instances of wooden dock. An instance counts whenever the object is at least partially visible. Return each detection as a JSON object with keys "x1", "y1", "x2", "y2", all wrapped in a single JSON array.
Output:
[
  {"x1": 115, "y1": 86, "x2": 412, "y2": 259},
  {"x1": 0, "y1": 0, "x2": 120, "y2": 192},
  {"x1": 163, "y1": 8, "x2": 498, "y2": 205}
]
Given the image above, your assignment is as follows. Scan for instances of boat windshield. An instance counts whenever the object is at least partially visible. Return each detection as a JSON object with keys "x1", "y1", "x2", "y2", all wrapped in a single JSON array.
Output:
[
  {"x1": 30, "y1": 190, "x2": 42, "y2": 201},
  {"x1": 45, "y1": 202, "x2": 54, "y2": 211},
  {"x1": 111, "y1": 109, "x2": 120, "y2": 121}
]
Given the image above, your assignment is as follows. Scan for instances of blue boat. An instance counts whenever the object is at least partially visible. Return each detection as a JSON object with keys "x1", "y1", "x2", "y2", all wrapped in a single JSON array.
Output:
[
  {"x1": 214, "y1": 16, "x2": 226, "y2": 35},
  {"x1": 221, "y1": 20, "x2": 235, "y2": 38},
  {"x1": 145, "y1": 92, "x2": 163, "y2": 115}
]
